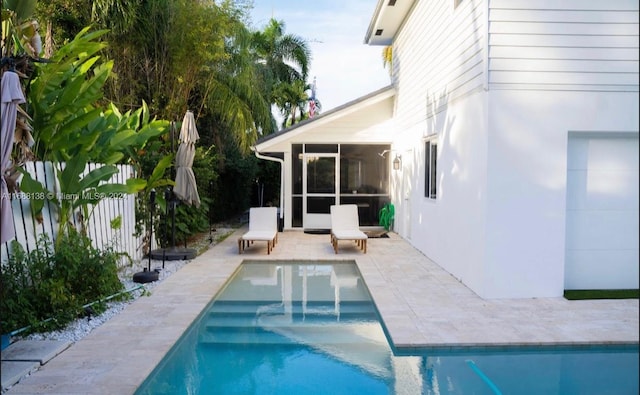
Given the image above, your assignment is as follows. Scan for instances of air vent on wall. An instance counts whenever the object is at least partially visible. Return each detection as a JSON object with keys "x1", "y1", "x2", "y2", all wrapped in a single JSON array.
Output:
[{"x1": 375, "y1": 29, "x2": 383, "y2": 36}]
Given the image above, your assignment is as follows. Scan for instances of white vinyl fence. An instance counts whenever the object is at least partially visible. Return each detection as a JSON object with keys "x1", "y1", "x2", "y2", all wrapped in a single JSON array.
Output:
[{"x1": 0, "y1": 161, "x2": 146, "y2": 266}]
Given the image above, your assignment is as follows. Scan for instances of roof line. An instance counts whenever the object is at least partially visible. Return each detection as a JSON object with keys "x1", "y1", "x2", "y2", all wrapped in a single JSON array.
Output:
[
  {"x1": 256, "y1": 84, "x2": 395, "y2": 145},
  {"x1": 364, "y1": 0, "x2": 385, "y2": 44}
]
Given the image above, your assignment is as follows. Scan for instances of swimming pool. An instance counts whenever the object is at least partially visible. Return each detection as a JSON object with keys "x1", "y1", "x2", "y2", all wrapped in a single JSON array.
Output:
[{"x1": 135, "y1": 261, "x2": 639, "y2": 394}]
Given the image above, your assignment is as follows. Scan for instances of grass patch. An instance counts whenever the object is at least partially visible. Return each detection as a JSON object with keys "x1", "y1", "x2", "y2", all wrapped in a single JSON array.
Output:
[{"x1": 564, "y1": 289, "x2": 639, "y2": 300}]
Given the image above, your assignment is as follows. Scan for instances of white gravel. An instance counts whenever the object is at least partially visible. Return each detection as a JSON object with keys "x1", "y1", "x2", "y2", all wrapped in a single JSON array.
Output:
[{"x1": 23, "y1": 228, "x2": 235, "y2": 344}]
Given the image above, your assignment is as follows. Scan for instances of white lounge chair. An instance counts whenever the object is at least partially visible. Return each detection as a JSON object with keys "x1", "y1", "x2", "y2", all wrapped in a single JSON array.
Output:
[
  {"x1": 238, "y1": 207, "x2": 278, "y2": 254},
  {"x1": 330, "y1": 204, "x2": 367, "y2": 254}
]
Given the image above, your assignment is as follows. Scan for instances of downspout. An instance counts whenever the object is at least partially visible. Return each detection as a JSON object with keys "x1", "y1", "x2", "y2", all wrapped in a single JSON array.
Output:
[{"x1": 253, "y1": 149, "x2": 284, "y2": 227}]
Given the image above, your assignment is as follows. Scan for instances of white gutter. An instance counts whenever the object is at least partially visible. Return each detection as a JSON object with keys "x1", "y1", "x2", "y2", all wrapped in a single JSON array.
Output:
[{"x1": 253, "y1": 149, "x2": 284, "y2": 223}]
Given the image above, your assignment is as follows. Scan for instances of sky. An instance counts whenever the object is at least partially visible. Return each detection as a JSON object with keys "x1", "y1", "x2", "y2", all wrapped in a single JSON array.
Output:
[{"x1": 249, "y1": 0, "x2": 391, "y2": 113}]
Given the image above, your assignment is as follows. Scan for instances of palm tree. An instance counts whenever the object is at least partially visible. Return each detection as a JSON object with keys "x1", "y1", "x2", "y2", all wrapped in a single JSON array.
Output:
[
  {"x1": 251, "y1": 18, "x2": 311, "y2": 107},
  {"x1": 91, "y1": 0, "x2": 140, "y2": 35},
  {"x1": 199, "y1": 13, "x2": 276, "y2": 152},
  {"x1": 274, "y1": 80, "x2": 307, "y2": 127},
  {"x1": 273, "y1": 79, "x2": 324, "y2": 128}
]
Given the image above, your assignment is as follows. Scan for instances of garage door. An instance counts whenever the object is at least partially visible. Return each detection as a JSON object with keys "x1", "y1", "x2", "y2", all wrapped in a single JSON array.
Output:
[{"x1": 565, "y1": 133, "x2": 639, "y2": 290}]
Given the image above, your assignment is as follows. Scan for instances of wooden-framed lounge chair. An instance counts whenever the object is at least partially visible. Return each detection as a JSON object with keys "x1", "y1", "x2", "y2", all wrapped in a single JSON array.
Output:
[
  {"x1": 330, "y1": 204, "x2": 367, "y2": 254},
  {"x1": 238, "y1": 207, "x2": 278, "y2": 254}
]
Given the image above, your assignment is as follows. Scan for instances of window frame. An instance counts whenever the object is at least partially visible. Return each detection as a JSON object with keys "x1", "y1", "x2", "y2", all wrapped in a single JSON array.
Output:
[{"x1": 424, "y1": 139, "x2": 438, "y2": 200}]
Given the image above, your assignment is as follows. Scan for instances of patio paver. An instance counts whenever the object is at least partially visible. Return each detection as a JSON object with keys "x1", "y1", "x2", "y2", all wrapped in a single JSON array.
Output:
[{"x1": 3, "y1": 229, "x2": 638, "y2": 394}]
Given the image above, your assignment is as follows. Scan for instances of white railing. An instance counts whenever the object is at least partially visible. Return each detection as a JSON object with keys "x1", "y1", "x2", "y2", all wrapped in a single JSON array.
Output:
[{"x1": 1, "y1": 161, "x2": 146, "y2": 266}]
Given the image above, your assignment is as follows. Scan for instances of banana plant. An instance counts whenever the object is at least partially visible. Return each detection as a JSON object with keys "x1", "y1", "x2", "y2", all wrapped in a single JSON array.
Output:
[
  {"x1": 2, "y1": 0, "x2": 41, "y2": 186},
  {"x1": 1, "y1": 0, "x2": 40, "y2": 59},
  {"x1": 28, "y1": 27, "x2": 112, "y2": 163},
  {"x1": 18, "y1": 26, "x2": 170, "y2": 241}
]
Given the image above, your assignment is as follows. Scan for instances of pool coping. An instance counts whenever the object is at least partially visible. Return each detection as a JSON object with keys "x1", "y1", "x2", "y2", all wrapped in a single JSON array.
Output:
[{"x1": 3, "y1": 229, "x2": 638, "y2": 394}]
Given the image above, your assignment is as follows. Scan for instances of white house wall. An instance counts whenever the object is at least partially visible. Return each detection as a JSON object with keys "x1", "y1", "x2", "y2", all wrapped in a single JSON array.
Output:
[
  {"x1": 259, "y1": 97, "x2": 395, "y2": 153},
  {"x1": 293, "y1": 99, "x2": 395, "y2": 144},
  {"x1": 398, "y1": 95, "x2": 490, "y2": 294},
  {"x1": 484, "y1": 90, "x2": 638, "y2": 298},
  {"x1": 390, "y1": 0, "x2": 490, "y2": 296},
  {"x1": 387, "y1": 0, "x2": 638, "y2": 298}
]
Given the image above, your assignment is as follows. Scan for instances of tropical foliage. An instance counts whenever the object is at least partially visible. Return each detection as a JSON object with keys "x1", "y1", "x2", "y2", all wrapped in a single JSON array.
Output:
[
  {"x1": 1, "y1": 0, "x2": 40, "y2": 176},
  {"x1": 0, "y1": 231, "x2": 125, "y2": 335},
  {"x1": 1, "y1": 0, "x2": 41, "y2": 59},
  {"x1": 4, "y1": 0, "x2": 323, "y2": 247},
  {"x1": 17, "y1": 28, "x2": 169, "y2": 239},
  {"x1": 1, "y1": 0, "x2": 324, "y2": 336}
]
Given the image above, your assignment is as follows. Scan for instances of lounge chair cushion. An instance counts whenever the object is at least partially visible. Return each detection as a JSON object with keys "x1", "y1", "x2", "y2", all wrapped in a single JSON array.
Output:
[
  {"x1": 241, "y1": 230, "x2": 276, "y2": 241},
  {"x1": 331, "y1": 229, "x2": 367, "y2": 240},
  {"x1": 330, "y1": 205, "x2": 367, "y2": 254},
  {"x1": 238, "y1": 207, "x2": 278, "y2": 254}
]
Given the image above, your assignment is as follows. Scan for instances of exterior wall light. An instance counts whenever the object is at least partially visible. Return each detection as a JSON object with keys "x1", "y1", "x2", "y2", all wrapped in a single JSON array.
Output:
[{"x1": 393, "y1": 154, "x2": 402, "y2": 170}]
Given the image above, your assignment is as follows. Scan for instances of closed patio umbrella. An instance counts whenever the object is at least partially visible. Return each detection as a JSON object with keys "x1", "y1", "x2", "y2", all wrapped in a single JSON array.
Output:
[
  {"x1": 145, "y1": 111, "x2": 201, "y2": 267},
  {"x1": 1, "y1": 70, "x2": 25, "y2": 244},
  {"x1": 173, "y1": 110, "x2": 200, "y2": 208}
]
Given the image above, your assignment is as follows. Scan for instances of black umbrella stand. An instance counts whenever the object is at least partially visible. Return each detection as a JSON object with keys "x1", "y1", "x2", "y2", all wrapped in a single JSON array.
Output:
[
  {"x1": 133, "y1": 189, "x2": 159, "y2": 283},
  {"x1": 149, "y1": 187, "x2": 197, "y2": 261},
  {"x1": 208, "y1": 180, "x2": 216, "y2": 243}
]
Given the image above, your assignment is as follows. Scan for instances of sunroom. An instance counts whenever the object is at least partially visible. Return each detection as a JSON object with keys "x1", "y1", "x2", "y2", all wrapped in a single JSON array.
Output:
[{"x1": 253, "y1": 86, "x2": 396, "y2": 232}]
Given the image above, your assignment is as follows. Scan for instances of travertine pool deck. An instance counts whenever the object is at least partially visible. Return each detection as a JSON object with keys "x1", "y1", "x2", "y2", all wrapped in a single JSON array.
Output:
[{"x1": 3, "y1": 229, "x2": 638, "y2": 394}]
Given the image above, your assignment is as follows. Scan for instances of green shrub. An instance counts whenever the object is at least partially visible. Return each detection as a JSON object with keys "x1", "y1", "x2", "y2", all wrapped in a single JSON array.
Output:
[{"x1": 0, "y1": 230, "x2": 124, "y2": 335}]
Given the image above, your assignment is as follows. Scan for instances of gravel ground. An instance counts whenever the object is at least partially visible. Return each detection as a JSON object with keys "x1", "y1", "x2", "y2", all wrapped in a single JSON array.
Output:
[{"x1": 23, "y1": 227, "x2": 236, "y2": 344}]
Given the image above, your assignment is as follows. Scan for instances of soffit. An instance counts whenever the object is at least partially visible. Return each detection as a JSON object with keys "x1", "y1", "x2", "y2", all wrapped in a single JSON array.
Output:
[{"x1": 364, "y1": 0, "x2": 417, "y2": 46}]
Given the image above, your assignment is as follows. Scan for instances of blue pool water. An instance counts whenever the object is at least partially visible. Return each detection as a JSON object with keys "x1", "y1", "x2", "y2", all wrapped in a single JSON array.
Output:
[{"x1": 135, "y1": 262, "x2": 639, "y2": 395}]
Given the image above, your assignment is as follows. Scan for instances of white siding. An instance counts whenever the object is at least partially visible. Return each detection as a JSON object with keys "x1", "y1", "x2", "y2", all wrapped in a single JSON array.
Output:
[
  {"x1": 392, "y1": 0, "x2": 487, "y2": 131},
  {"x1": 489, "y1": 0, "x2": 639, "y2": 91}
]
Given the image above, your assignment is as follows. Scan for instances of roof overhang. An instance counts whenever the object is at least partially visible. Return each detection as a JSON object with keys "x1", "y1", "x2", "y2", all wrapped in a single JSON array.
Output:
[
  {"x1": 254, "y1": 85, "x2": 395, "y2": 152},
  {"x1": 364, "y1": 0, "x2": 417, "y2": 46}
]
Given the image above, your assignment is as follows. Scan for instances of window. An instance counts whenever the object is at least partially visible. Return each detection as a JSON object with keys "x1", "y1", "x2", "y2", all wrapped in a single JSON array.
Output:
[
  {"x1": 340, "y1": 144, "x2": 390, "y2": 195},
  {"x1": 424, "y1": 140, "x2": 437, "y2": 199}
]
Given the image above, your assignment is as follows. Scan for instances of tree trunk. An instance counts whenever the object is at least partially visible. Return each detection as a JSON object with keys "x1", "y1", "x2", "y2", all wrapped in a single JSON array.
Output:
[{"x1": 45, "y1": 20, "x2": 54, "y2": 58}]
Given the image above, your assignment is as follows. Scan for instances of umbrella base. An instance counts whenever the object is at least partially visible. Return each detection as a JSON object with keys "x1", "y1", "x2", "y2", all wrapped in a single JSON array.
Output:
[
  {"x1": 132, "y1": 268, "x2": 159, "y2": 284},
  {"x1": 149, "y1": 247, "x2": 197, "y2": 261}
]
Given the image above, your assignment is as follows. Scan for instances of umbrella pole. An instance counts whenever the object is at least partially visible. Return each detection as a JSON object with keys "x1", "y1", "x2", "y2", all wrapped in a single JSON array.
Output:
[
  {"x1": 148, "y1": 189, "x2": 155, "y2": 271},
  {"x1": 170, "y1": 121, "x2": 176, "y2": 248},
  {"x1": 209, "y1": 180, "x2": 214, "y2": 243},
  {"x1": 171, "y1": 192, "x2": 176, "y2": 248},
  {"x1": 164, "y1": 188, "x2": 171, "y2": 248}
]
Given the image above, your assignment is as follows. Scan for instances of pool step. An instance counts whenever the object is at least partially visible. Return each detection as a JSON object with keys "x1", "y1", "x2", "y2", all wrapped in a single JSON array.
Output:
[
  {"x1": 198, "y1": 321, "x2": 388, "y2": 346},
  {"x1": 209, "y1": 300, "x2": 377, "y2": 314},
  {"x1": 205, "y1": 300, "x2": 378, "y2": 326},
  {"x1": 206, "y1": 309, "x2": 378, "y2": 324},
  {"x1": 199, "y1": 300, "x2": 385, "y2": 346}
]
